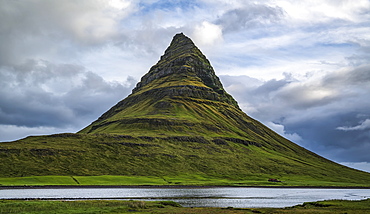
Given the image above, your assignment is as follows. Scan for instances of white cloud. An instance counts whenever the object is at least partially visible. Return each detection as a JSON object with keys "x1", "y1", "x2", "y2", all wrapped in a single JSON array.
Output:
[
  {"x1": 109, "y1": 0, "x2": 132, "y2": 10},
  {"x1": 337, "y1": 119, "x2": 370, "y2": 131},
  {"x1": 0, "y1": 125, "x2": 75, "y2": 142},
  {"x1": 340, "y1": 162, "x2": 370, "y2": 173},
  {"x1": 275, "y1": 0, "x2": 370, "y2": 23},
  {"x1": 0, "y1": 0, "x2": 137, "y2": 65},
  {"x1": 192, "y1": 21, "x2": 223, "y2": 47},
  {"x1": 215, "y1": 2, "x2": 285, "y2": 32},
  {"x1": 266, "y1": 122, "x2": 302, "y2": 142},
  {"x1": 276, "y1": 81, "x2": 339, "y2": 109}
]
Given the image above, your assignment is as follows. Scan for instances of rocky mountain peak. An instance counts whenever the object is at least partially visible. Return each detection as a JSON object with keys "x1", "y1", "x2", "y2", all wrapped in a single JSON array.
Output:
[
  {"x1": 161, "y1": 32, "x2": 197, "y2": 59},
  {"x1": 131, "y1": 33, "x2": 234, "y2": 107},
  {"x1": 80, "y1": 33, "x2": 240, "y2": 131}
]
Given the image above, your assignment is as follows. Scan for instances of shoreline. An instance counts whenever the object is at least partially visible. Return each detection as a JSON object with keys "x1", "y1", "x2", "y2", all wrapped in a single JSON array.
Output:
[
  {"x1": 1, "y1": 198, "x2": 369, "y2": 213},
  {"x1": 1, "y1": 185, "x2": 370, "y2": 189}
]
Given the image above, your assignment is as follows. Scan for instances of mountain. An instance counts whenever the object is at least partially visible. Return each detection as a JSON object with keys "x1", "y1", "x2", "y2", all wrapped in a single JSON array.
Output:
[
  {"x1": 1, "y1": 33, "x2": 370, "y2": 186},
  {"x1": 79, "y1": 32, "x2": 239, "y2": 136}
]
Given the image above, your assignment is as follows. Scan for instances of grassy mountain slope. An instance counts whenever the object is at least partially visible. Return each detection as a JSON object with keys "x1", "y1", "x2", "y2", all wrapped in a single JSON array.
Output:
[
  {"x1": 1, "y1": 132, "x2": 370, "y2": 186},
  {"x1": 1, "y1": 33, "x2": 370, "y2": 186}
]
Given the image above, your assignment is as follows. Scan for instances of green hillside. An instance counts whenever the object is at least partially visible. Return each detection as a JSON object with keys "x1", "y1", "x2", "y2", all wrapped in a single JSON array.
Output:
[{"x1": 1, "y1": 33, "x2": 370, "y2": 186}]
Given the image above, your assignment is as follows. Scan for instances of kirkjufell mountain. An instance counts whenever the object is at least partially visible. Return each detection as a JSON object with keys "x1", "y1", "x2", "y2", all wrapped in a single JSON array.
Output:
[{"x1": 1, "y1": 33, "x2": 370, "y2": 186}]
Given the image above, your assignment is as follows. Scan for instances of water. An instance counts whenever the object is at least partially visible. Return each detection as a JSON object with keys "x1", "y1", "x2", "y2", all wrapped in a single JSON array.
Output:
[{"x1": 1, "y1": 187, "x2": 369, "y2": 208}]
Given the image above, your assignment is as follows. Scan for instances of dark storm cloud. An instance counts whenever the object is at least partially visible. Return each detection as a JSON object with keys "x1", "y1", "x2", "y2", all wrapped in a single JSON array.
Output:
[
  {"x1": 0, "y1": 60, "x2": 135, "y2": 130},
  {"x1": 283, "y1": 112, "x2": 370, "y2": 162},
  {"x1": 220, "y1": 64, "x2": 370, "y2": 162}
]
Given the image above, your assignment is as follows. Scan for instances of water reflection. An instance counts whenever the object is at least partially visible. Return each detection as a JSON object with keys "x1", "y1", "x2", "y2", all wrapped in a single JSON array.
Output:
[{"x1": 1, "y1": 187, "x2": 369, "y2": 208}]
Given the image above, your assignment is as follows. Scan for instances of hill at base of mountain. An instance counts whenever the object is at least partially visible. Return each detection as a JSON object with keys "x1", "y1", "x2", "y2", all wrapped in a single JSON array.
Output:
[{"x1": 1, "y1": 33, "x2": 370, "y2": 187}]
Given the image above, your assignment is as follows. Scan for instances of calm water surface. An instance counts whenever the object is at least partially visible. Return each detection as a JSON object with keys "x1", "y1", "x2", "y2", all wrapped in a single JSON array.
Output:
[{"x1": 1, "y1": 187, "x2": 369, "y2": 208}]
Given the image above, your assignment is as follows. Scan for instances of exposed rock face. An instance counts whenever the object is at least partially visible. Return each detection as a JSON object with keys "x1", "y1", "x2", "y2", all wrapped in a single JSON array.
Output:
[{"x1": 132, "y1": 33, "x2": 229, "y2": 100}]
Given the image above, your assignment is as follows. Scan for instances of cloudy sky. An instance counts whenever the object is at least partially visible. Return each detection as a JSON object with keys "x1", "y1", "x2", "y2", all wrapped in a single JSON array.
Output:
[{"x1": 1, "y1": 0, "x2": 370, "y2": 172}]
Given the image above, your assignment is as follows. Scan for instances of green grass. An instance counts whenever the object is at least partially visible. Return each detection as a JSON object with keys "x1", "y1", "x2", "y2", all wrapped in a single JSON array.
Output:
[
  {"x1": 261, "y1": 199, "x2": 370, "y2": 214},
  {"x1": 1, "y1": 131, "x2": 370, "y2": 187},
  {"x1": 0, "y1": 176, "x2": 77, "y2": 186},
  {"x1": 0, "y1": 175, "x2": 167, "y2": 186},
  {"x1": 1, "y1": 174, "x2": 369, "y2": 187},
  {"x1": 0, "y1": 200, "x2": 179, "y2": 214},
  {"x1": 75, "y1": 175, "x2": 167, "y2": 185},
  {"x1": 1, "y1": 199, "x2": 370, "y2": 214}
]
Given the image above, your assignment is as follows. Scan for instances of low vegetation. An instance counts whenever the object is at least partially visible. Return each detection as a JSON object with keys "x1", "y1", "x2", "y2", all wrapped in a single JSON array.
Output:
[
  {"x1": 1, "y1": 132, "x2": 370, "y2": 187},
  {"x1": 0, "y1": 199, "x2": 369, "y2": 214},
  {"x1": 1, "y1": 174, "x2": 370, "y2": 187}
]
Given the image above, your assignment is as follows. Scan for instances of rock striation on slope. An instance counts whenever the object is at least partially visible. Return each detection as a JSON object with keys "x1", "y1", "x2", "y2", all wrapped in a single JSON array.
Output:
[
  {"x1": 79, "y1": 33, "x2": 242, "y2": 136},
  {"x1": 82, "y1": 33, "x2": 239, "y2": 133}
]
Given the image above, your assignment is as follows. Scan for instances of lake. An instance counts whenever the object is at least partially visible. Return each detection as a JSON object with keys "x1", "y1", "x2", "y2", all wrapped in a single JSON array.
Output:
[{"x1": 1, "y1": 187, "x2": 369, "y2": 208}]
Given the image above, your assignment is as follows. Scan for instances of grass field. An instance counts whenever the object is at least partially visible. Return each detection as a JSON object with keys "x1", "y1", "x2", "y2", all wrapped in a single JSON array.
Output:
[
  {"x1": 1, "y1": 174, "x2": 369, "y2": 187},
  {"x1": 0, "y1": 199, "x2": 369, "y2": 214},
  {"x1": 2, "y1": 132, "x2": 370, "y2": 187}
]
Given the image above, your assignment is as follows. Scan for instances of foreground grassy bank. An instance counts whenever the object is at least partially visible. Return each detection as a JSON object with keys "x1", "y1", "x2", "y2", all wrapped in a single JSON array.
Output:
[
  {"x1": 1, "y1": 199, "x2": 369, "y2": 214},
  {"x1": 1, "y1": 175, "x2": 370, "y2": 187}
]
